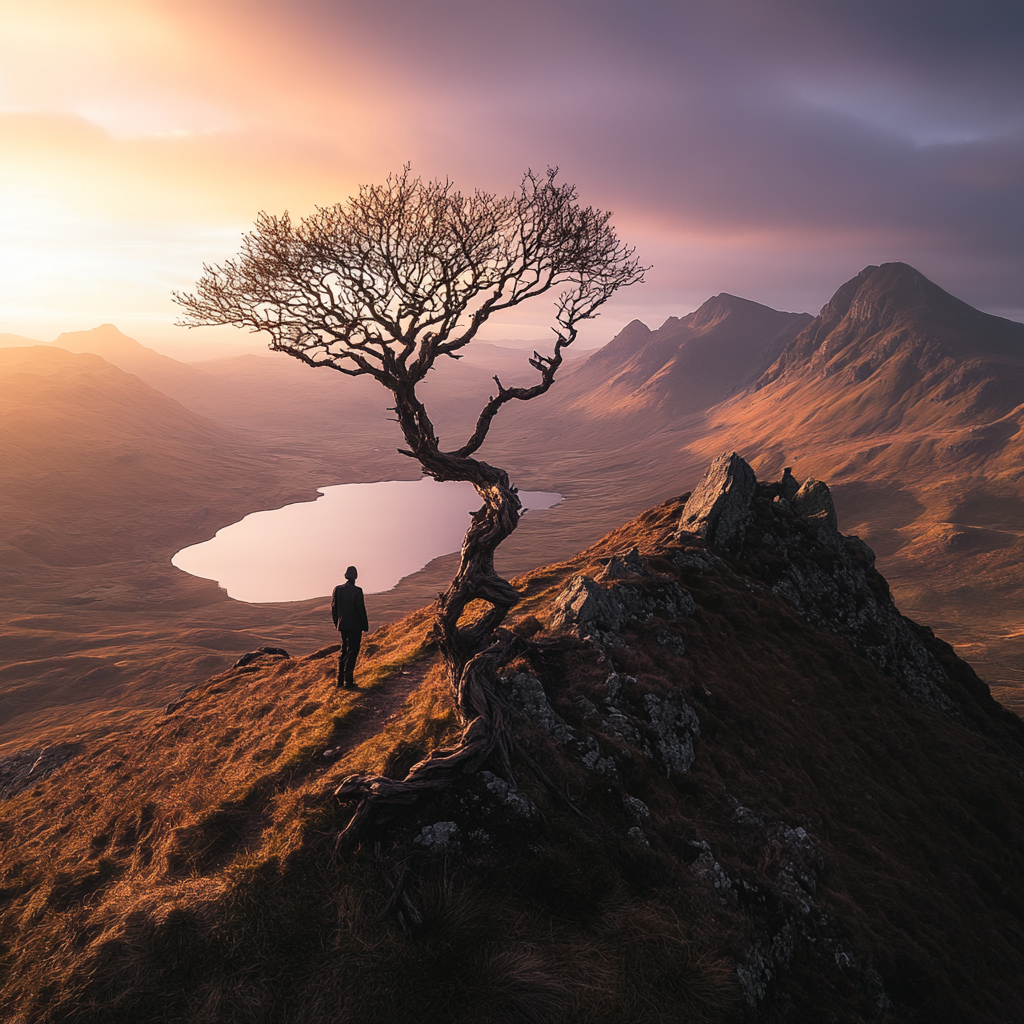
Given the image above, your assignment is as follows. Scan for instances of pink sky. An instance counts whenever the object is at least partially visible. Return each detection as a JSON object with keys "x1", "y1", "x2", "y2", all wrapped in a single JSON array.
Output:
[{"x1": 1, "y1": 0, "x2": 1021, "y2": 358}]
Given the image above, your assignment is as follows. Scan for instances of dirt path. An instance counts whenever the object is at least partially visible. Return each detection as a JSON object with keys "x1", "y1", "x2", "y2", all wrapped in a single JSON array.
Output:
[{"x1": 321, "y1": 654, "x2": 439, "y2": 766}]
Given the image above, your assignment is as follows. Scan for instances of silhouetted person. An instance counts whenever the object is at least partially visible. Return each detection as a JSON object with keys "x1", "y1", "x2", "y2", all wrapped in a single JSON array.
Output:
[{"x1": 332, "y1": 566, "x2": 368, "y2": 689}]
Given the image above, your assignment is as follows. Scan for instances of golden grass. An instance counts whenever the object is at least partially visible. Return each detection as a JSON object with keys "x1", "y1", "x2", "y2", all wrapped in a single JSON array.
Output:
[{"x1": 2, "y1": 493, "x2": 1024, "y2": 1021}]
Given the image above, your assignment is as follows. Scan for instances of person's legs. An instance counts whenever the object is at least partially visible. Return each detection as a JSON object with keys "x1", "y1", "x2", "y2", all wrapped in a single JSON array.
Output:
[{"x1": 339, "y1": 630, "x2": 362, "y2": 686}]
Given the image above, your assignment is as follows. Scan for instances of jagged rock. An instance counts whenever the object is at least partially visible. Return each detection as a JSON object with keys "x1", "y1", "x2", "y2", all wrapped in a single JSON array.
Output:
[
  {"x1": 844, "y1": 534, "x2": 876, "y2": 569},
  {"x1": 600, "y1": 705, "x2": 648, "y2": 751},
  {"x1": 626, "y1": 826, "x2": 650, "y2": 847},
  {"x1": 644, "y1": 691, "x2": 700, "y2": 776},
  {"x1": 598, "y1": 546, "x2": 647, "y2": 580},
  {"x1": 656, "y1": 631, "x2": 686, "y2": 655},
  {"x1": 672, "y1": 546, "x2": 725, "y2": 572},
  {"x1": 758, "y1": 497, "x2": 954, "y2": 712},
  {"x1": 675, "y1": 451, "x2": 757, "y2": 554},
  {"x1": 689, "y1": 840, "x2": 735, "y2": 900},
  {"x1": 737, "y1": 923, "x2": 797, "y2": 1009},
  {"x1": 479, "y1": 771, "x2": 539, "y2": 819},
  {"x1": 623, "y1": 794, "x2": 651, "y2": 823},
  {"x1": 791, "y1": 478, "x2": 840, "y2": 547},
  {"x1": 577, "y1": 734, "x2": 618, "y2": 777},
  {"x1": 550, "y1": 575, "x2": 625, "y2": 633},
  {"x1": 734, "y1": 807, "x2": 823, "y2": 916},
  {"x1": 551, "y1": 570, "x2": 696, "y2": 636},
  {"x1": 505, "y1": 673, "x2": 575, "y2": 743},
  {"x1": 604, "y1": 671, "x2": 623, "y2": 702}
]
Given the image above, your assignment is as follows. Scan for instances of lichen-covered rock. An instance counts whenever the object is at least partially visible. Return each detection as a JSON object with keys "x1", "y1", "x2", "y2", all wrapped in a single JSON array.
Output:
[
  {"x1": 479, "y1": 771, "x2": 539, "y2": 819},
  {"x1": 755, "y1": 497, "x2": 954, "y2": 712},
  {"x1": 413, "y1": 821, "x2": 460, "y2": 852},
  {"x1": 598, "y1": 546, "x2": 647, "y2": 580},
  {"x1": 577, "y1": 734, "x2": 618, "y2": 777},
  {"x1": 675, "y1": 451, "x2": 757, "y2": 554},
  {"x1": 623, "y1": 794, "x2": 651, "y2": 823},
  {"x1": 550, "y1": 566, "x2": 695, "y2": 637},
  {"x1": 550, "y1": 574, "x2": 625, "y2": 633},
  {"x1": 505, "y1": 673, "x2": 575, "y2": 742},
  {"x1": 626, "y1": 826, "x2": 650, "y2": 847},
  {"x1": 656, "y1": 631, "x2": 686, "y2": 655}
]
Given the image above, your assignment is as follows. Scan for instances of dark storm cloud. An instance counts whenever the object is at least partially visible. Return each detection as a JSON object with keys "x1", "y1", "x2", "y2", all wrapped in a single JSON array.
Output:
[{"x1": 245, "y1": 0, "x2": 1024, "y2": 315}]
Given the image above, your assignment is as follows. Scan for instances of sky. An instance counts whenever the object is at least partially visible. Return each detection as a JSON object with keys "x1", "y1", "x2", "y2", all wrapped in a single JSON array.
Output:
[{"x1": 1, "y1": 0, "x2": 1021, "y2": 358}]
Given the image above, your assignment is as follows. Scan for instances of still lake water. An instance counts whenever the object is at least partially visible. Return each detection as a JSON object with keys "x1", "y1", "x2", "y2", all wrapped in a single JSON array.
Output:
[{"x1": 171, "y1": 477, "x2": 562, "y2": 603}]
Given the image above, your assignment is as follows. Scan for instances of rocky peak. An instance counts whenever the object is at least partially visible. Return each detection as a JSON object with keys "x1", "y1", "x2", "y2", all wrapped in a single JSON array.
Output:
[
  {"x1": 671, "y1": 451, "x2": 978, "y2": 713},
  {"x1": 688, "y1": 292, "x2": 784, "y2": 331},
  {"x1": 816, "y1": 262, "x2": 989, "y2": 338},
  {"x1": 580, "y1": 317, "x2": 652, "y2": 366},
  {"x1": 754, "y1": 262, "x2": 1024, "y2": 392}
]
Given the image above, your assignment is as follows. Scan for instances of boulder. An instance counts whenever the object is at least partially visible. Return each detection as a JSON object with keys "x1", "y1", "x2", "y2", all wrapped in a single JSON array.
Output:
[
  {"x1": 792, "y1": 479, "x2": 840, "y2": 547},
  {"x1": 675, "y1": 452, "x2": 757, "y2": 554},
  {"x1": 550, "y1": 574, "x2": 625, "y2": 633}
]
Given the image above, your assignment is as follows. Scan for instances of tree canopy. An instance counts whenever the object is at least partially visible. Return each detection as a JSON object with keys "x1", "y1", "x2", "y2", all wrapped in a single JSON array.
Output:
[{"x1": 174, "y1": 167, "x2": 644, "y2": 460}]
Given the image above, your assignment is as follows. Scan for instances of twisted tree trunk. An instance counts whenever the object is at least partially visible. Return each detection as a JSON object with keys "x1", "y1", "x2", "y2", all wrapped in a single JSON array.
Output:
[{"x1": 333, "y1": 388, "x2": 533, "y2": 847}]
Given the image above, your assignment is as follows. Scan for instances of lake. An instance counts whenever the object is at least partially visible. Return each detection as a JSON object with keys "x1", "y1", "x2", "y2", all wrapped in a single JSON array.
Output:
[{"x1": 171, "y1": 477, "x2": 563, "y2": 603}]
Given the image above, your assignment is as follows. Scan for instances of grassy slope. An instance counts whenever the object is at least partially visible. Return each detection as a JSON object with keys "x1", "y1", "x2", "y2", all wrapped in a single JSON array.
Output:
[{"x1": 2, "y1": 496, "x2": 1023, "y2": 1023}]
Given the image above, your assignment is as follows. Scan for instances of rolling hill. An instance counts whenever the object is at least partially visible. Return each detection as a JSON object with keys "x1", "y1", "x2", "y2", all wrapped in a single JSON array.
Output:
[{"x1": 2, "y1": 460, "x2": 1022, "y2": 1022}]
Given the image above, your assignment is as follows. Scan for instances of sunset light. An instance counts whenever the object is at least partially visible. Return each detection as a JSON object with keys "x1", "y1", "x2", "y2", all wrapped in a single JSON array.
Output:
[
  {"x1": 2, "y1": 1, "x2": 1020, "y2": 351},
  {"x1": 1, "y1": 4, "x2": 1023, "y2": 1019}
]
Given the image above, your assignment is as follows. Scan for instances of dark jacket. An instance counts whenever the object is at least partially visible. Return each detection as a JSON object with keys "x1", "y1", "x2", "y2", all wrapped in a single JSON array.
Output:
[{"x1": 332, "y1": 581, "x2": 369, "y2": 632}]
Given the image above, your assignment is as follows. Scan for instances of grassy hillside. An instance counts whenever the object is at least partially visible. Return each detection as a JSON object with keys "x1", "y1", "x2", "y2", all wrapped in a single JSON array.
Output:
[{"x1": 3, "y1": 481, "x2": 1023, "y2": 1023}]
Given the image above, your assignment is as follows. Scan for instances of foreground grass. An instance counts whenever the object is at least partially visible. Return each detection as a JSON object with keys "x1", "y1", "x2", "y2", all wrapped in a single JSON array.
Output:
[{"x1": 2, "y1": 497, "x2": 1024, "y2": 1022}]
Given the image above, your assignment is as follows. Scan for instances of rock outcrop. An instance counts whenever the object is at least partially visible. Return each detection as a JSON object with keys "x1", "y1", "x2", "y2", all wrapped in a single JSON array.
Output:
[
  {"x1": 550, "y1": 547, "x2": 695, "y2": 638},
  {"x1": 672, "y1": 453, "x2": 967, "y2": 713},
  {"x1": 673, "y1": 451, "x2": 757, "y2": 554}
]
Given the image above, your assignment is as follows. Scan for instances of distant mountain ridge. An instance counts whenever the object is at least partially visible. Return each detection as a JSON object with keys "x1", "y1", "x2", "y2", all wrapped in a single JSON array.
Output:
[{"x1": 560, "y1": 293, "x2": 811, "y2": 417}]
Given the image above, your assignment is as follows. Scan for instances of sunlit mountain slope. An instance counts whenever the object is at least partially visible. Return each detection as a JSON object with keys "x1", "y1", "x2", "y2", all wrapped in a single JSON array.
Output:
[
  {"x1": 556, "y1": 295, "x2": 811, "y2": 421},
  {"x1": 681, "y1": 264, "x2": 1023, "y2": 699}
]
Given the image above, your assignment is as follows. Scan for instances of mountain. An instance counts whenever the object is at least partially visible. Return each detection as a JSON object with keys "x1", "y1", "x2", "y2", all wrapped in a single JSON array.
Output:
[
  {"x1": 0, "y1": 345, "x2": 306, "y2": 566},
  {"x1": 53, "y1": 324, "x2": 210, "y2": 402},
  {"x1": 2, "y1": 458, "x2": 1023, "y2": 1022},
  {"x1": 48, "y1": 326, "x2": 546, "y2": 482},
  {"x1": 680, "y1": 264, "x2": 1023, "y2": 700},
  {"x1": 556, "y1": 294, "x2": 811, "y2": 419},
  {"x1": 2, "y1": 261, "x2": 1019, "y2": 761},
  {"x1": 753, "y1": 262, "x2": 1024, "y2": 429}
]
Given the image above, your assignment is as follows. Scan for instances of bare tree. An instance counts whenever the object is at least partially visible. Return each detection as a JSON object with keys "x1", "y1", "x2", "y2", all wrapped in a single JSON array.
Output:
[{"x1": 174, "y1": 167, "x2": 645, "y2": 844}]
